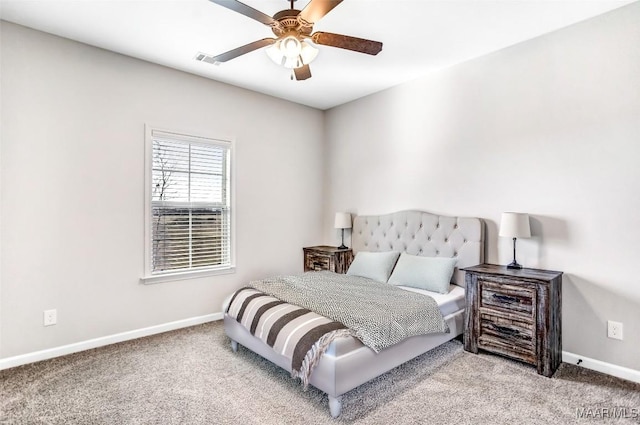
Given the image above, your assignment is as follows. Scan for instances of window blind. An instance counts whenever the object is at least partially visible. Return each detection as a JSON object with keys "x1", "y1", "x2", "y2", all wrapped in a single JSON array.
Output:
[{"x1": 150, "y1": 131, "x2": 231, "y2": 274}]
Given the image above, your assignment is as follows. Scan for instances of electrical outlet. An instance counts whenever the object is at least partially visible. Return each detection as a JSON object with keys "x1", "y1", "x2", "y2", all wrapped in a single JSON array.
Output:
[
  {"x1": 43, "y1": 309, "x2": 57, "y2": 326},
  {"x1": 607, "y1": 320, "x2": 623, "y2": 340}
]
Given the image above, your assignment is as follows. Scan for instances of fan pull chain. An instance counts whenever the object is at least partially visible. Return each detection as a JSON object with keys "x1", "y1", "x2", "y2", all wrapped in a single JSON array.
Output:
[{"x1": 291, "y1": 70, "x2": 294, "y2": 80}]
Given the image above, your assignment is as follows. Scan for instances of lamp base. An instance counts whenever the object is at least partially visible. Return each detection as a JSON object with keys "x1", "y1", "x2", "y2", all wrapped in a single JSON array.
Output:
[
  {"x1": 507, "y1": 237, "x2": 523, "y2": 269},
  {"x1": 337, "y1": 228, "x2": 348, "y2": 250},
  {"x1": 506, "y1": 261, "x2": 523, "y2": 270}
]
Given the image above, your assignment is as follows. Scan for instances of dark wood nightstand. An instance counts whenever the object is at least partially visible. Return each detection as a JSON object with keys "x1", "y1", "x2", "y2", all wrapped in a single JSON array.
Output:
[
  {"x1": 463, "y1": 264, "x2": 562, "y2": 377},
  {"x1": 303, "y1": 246, "x2": 353, "y2": 274}
]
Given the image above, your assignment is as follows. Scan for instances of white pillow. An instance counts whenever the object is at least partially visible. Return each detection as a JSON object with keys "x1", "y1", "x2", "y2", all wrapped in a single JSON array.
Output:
[
  {"x1": 387, "y1": 253, "x2": 457, "y2": 294},
  {"x1": 346, "y1": 251, "x2": 400, "y2": 283}
]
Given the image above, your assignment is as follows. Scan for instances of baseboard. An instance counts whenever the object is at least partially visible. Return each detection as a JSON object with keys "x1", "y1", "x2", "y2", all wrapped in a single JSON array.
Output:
[
  {"x1": 0, "y1": 312, "x2": 223, "y2": 371},
  {"x1": 563, "y1": 351, "x2": 640, "y2": 384},
  {"x1": 4, "y1": 321, "x2": 638, "y2": 384}
]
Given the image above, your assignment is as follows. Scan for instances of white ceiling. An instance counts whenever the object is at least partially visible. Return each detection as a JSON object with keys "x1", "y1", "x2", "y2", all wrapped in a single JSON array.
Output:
[{"x1": 0, "y1": 0, "x2": 634, "y2": 110}]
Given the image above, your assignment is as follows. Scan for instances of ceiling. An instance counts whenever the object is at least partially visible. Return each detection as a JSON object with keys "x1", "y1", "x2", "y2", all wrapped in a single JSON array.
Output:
[{"x1": 0, "y1": 0, "x2": 634, "y2": 110}]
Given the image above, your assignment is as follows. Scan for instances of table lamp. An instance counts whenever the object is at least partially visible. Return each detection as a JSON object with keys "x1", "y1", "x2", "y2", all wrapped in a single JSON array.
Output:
[
  {"x1": 334, "y1": 212, "x2": 352, "y2": 250},
  {"x1": 499, "y1": 212, "x2": 531, "y2": 269}
]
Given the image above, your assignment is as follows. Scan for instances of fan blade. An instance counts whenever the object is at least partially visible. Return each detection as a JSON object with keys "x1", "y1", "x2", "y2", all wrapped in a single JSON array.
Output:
[
  {"x1": 311, "y1": 32, "x2": 383, "y2": 55},
  {"x1": 208, "y1": 0, "x2": 276, "y2": 26},
  {"x1": 212, "y1": 38, "x2": 276, "y2": 63},
  {"x1": 299, "y1": 0, "x2": 343, "y2": 24},
  {"x1": 294, "y1": 64, "x2": 312, "y2": 81}
]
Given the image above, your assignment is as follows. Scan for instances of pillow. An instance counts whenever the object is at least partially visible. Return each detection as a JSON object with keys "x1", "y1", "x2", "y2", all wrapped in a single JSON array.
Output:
[
  {"x1": 387, "y1": 253, "x2": 457, "y2": 294},
  {"x1": 346, "y1": 251, "x2": 400, "y2": 283}
]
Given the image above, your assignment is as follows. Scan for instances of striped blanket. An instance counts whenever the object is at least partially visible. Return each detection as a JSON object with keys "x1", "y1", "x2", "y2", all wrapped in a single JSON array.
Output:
[
  {"x1": 226, "y1": 287, "x2": 352, "y2": 387},
  {"x1": 226, "y1": 272, "x2": 448, "y2": 387}
]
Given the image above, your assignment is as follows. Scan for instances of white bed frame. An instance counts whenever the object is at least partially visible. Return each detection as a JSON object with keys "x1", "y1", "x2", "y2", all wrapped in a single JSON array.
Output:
[{"x1": 224, "y1": 210, "x2": 484, "y2": 417}]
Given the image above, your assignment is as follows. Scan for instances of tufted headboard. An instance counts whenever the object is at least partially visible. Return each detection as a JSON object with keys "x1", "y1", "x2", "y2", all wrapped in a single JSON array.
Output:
[{"x1": 352, "y1": 210, "x2": 484, "y2": 286}]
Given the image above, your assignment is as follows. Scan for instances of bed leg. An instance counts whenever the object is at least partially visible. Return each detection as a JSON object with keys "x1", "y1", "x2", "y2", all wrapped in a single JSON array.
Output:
[
  {"x1": 230, "y1": 340, "x2": 238, "y2": 353},
  {"x1": 328, "y1": 395, "x2": 342, "y2": 418}
]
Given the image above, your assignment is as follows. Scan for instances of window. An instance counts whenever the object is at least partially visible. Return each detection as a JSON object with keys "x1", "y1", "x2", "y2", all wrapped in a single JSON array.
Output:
[{"x1": 143, "y1": 127, "x2": 233, "y2": 282}]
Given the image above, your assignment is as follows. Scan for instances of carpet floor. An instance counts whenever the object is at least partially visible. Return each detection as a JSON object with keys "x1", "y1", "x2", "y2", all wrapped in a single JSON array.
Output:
[{"x1": 1, "y1": 321, "x2": 639, "y2": 424}]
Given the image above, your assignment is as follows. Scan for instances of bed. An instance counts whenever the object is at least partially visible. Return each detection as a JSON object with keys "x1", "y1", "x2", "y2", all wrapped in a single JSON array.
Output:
[{"x1": 224, "y1": 210, "x2": 484, "y2": 417}]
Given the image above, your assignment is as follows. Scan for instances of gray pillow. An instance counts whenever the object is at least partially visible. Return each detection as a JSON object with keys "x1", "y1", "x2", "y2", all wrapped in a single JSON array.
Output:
[
  {"x1": 387, "y1": 253, "x2": 457, "y2": 294},
  {"x1": 346, "y1": 251, "x2": 400, "y2": 283}
]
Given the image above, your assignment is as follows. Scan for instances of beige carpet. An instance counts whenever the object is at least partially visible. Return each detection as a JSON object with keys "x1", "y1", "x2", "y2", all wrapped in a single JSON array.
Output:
[{"x1": 1, "y1": 321, "x2": 639, "y2": 424}]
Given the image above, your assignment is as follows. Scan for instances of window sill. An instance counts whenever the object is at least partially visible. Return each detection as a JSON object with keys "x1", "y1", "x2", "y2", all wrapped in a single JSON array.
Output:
[{"x1": 140, "y1": 266, "x2": 236, "y2": 285}]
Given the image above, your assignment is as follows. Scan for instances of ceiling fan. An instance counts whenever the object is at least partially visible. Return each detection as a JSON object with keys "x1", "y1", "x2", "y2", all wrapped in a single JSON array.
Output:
[{"x1": 197, "y1": 0, "x2": 383, "y2": 81}]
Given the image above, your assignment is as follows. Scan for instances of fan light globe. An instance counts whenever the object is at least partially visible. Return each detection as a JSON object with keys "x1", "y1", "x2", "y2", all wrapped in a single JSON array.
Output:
[
  {"x1": 282, "y1": 36, "x2": 301, "y2": 58},
  {"x1": 266, "y1": 37, "x2": 319, "y2": 69},
  {"x1": 300, "y1": 42, "x2": 319, "y2": 64},
  {"x1": 265, "y1": 43, "x2": 283, "y2": 65}
]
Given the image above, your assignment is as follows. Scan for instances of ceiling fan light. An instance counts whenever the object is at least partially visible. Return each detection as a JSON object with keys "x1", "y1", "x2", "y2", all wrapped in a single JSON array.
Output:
[
  {"x1": 281, "y1": 35, "x2": 302, "y2": 59},
  {"x1": 265, "y1": 37, "x2": 318, "y2": 70},
  {"x1": 300, "y1": 41, "x2": 319, "y2": 65},
  {"x1": 282, "y1": 57, "x2": 300, "y2": 69},
  {"x1": 265, "y1": 42, "x2": 285, "y2": 66}
]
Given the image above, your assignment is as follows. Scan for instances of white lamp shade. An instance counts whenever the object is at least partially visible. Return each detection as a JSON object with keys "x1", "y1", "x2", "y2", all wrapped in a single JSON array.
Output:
[
  {"x1": 499, "y1": 212, "x2": 531, "y2": 238},
  {"x1": 334, "y1": 212, "x2": 352, "y2": 229}
]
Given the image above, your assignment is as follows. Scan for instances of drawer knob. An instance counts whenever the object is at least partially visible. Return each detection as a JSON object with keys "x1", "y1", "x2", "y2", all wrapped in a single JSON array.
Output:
[{"x1": 492, "y1": 294, "x2": 518, "y2": 304}]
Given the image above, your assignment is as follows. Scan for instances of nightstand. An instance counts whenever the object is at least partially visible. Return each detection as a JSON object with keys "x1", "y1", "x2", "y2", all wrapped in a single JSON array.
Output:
[
  {"x1": 463, "y1": 264, "x2": 563, "y2": 377},
  {"x1": 303, "y1": 246, "x2": 353, "y2": 274}
]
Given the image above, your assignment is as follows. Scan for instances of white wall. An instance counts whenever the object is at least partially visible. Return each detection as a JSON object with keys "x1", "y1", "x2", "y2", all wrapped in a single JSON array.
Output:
[
  {"x1": 324, "y1": 3, "x2": 640, "y2": 371},
  {"x1": 0, "y1": 22, "x2": 325, "y2": 358}
]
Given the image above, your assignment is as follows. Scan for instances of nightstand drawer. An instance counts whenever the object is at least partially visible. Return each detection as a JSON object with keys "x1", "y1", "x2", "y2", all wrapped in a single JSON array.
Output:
[
  {"x1": 479, "y1": 311, "x2": 535, "y2": 357},
  {"x1": 305, "y1": 254, "x2": 331, "y2": 271},
  {"x1": 478, "y1": 335, "x2": 536, "y2": 364},
  {"x1": 479, "y1": 278, "x2": 535, "y2": 317}
]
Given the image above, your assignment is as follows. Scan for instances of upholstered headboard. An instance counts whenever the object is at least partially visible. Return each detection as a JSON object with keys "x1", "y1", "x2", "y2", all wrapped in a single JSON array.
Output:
[{"x1": 352, "y1": 210, "x2": 484, "y2": 286}]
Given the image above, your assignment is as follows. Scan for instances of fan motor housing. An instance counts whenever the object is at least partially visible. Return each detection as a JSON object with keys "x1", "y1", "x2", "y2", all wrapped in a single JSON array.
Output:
[{"x1": 271, "y1": 9, "x2": 313, "y2": 37}]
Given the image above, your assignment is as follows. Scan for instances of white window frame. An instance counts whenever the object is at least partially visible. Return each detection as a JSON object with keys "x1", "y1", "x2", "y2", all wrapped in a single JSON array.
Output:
[{"x1": 141, "y1": 124, "x2": 236, "y2": 284}]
